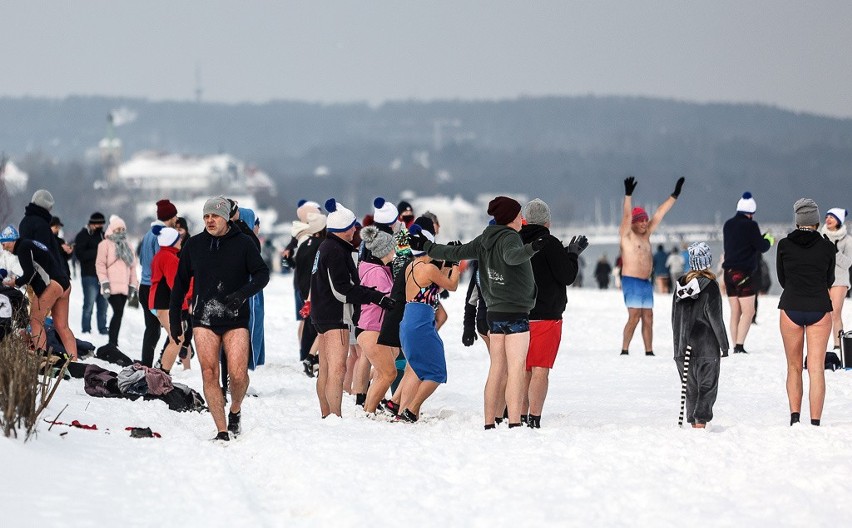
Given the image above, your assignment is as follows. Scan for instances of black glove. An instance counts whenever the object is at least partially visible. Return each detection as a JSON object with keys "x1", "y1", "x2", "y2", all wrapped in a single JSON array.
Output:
[
  {"x1": 462, "y1": 325, "x2": 478, "y2": 347},
  {"x1": 531, "y1": 237, "x2": 547, "y2": 252},
  {"x1": 378, "y1": 296, "x2": 398, "y2": 311},
  {"x1": 224, "y1": 292, "x2": 246, "y2": 312},
  {"x1": 127, "y1": 286, "x2": 140, "y2": 309},
  {"x1": 624, "y1": 176, "x2": 637, "y2": 196},
  {"x1": 567, "y1": 235, "x2": 589, "y2": 255},
  {"x1": 169, "y1": 318, "x2": 183, "y2": 344},
  {"x1": 671, "y1": 177, "x2": 685, "y2": 198},
  {"x1": 408, "y1": 224, "x2": 429, "y2": 251}
]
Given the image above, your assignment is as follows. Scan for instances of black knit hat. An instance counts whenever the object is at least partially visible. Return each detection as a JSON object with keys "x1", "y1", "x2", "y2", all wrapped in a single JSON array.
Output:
[
  {"x1": 88, "y1": 212, "x2": 106, "y2": 225},
  {"x1": 487, "y1": 196, "x2": 522, "y2": 225}
]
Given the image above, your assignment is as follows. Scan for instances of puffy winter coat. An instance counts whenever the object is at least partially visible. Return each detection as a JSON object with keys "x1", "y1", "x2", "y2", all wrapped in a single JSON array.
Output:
[
  {"x1": 357, "y1": 259, "x2": 393, "y2": 332},
  {"x1": 96, "y1": 239, "x2": 139, "y2": 296}
]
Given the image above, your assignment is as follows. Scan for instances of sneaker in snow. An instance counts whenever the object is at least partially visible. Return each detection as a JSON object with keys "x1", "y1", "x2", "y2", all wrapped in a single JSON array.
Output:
[
  {"x1": 213, "y1": 431, "x2": 230, "y2": 442},
  {"x1": 396, "y1": 409, "x2": 418, "y2": 423},
  {"x1": 227, "y1": 411, "x2": 241, "y2": 436}
]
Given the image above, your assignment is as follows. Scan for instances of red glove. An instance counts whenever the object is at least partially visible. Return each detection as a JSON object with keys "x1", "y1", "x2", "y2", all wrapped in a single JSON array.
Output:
[{"x1": 299, "y1": 300, "x2": 311, "y2": 319}]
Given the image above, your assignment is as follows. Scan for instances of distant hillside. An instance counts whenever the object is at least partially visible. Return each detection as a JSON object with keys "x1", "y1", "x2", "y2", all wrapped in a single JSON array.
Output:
[{"x1": 2, "y1": 95, "x2": 851, "y2": 225}]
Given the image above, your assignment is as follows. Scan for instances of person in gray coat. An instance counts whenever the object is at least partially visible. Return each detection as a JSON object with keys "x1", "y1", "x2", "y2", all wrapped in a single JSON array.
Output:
[{"x1": 672, "y1": 242, "x2": 729, "y2": 429}]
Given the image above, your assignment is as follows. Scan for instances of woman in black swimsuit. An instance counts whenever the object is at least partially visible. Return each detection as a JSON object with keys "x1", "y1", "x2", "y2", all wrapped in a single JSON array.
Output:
[{"x1": 776, "y1": 199, "x2": 836, "y2": 426}]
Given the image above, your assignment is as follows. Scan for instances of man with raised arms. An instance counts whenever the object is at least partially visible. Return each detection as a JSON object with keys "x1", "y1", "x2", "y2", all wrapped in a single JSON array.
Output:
[{"x1": 619, "y1": 176, "x2": 684, "y2": 356}]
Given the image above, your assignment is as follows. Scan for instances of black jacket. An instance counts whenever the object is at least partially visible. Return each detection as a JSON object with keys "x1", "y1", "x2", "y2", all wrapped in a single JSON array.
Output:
[
  {"x1": 74, "y1": 226, "x2": 105, "y2": 277},
  {"x1": 519, "y1": 224, "x2": 579, "y2": 320},
  {"x1": 310, "y1": 233, "x2": 383, "y2": 326},
  {"x1": 776, "y1": 229, "x2": 835, "y2": 312},
  {"x1": 672, "y1": 276, "x2": 729, "y2": 359},
  {"x1": 171, "y1": 223, "x2": 269, "y2": 330},
  {"x1": 11, "y1": 238, "x2": 69, "y2": 295},
  {"x1": 722, "y1": 213, "x2": 771, "y2": 273},
  {"x1": 55, "y1": 234, "x2": 72, "y2": 277},
  {"x1": 294, "y1": 235, "x2": 322, "y2": 299},
  {"x1": 19, "y1": 203, "x2": 63, "y2": 274},
  {"x1": 463, "y1": 260, "x2": 488, "y2": 334}
]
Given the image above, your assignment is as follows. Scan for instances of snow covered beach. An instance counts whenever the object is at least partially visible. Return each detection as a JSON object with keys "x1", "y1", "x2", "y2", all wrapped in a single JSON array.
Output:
[{"x1": 2, "y1": 274, "x2": 850, "y2": 527}]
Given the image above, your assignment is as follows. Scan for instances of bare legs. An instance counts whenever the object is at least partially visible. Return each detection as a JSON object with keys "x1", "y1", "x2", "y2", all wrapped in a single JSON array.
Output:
[
  {"x1": 316, "y1": 328, "x2": 348, "y2": 417},
  {"x1": 829, "y1": 286, "x2": 848, "y2": 348},
  {"x1": 622, "y1": 307, "x2": 653, "y2": 352},
  {"x1": 156, "y1": 310, "x2": 182, "y2": 372},
  {"x1": 357, "y1": 331, "x2": 398, "y2": 413},
  {"x1": 526, "y1": 367, "x2": 549, "y2": 416},
  {"x1": 486, "y1": 332, "x2": 530, "y2": 425},
  {"x1": 780, "y1": 311, "x2": 831, "y2": 421},
  {"x1": 29, "y1": 281, "x2": 78, "y2": 360},
  {"x1": 729, "y1": 295, "x2": 756, "y2": 348},
  {"x1": 195, "y1": 327, "x2": 250, "y2": 433},
  {"x1": 49, "y1": 284, "x2": 77, "y2": 360}
]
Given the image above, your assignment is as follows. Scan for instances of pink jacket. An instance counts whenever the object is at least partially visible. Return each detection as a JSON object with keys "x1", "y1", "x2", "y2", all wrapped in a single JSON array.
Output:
[
  {"x1": 95, "y1": 239, "x2": 139, "y2": 295},
  {"x1": 357, "y1": 261, "x2": 393, "y2": 331}
]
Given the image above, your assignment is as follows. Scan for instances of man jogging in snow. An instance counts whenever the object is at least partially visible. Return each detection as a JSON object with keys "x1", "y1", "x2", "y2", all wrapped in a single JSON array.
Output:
[
  {"x1": 170, "y1": 197, "x2": 269, "y2": 441},
  {"x1": 619, "y1": 176, "x2": 684, "y2": 356}
]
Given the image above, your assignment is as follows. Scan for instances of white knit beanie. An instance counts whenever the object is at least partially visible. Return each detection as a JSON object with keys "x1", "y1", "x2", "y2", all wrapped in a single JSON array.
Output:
[
  {"x1": 373, "y1": 197, "x2": 399, "y2": 226},
  {"x1": 325, "y1": 198, "x2": 357, "y2": 233},
  {"x1": 736, "y1": 192, "x2": 757, "y2": 214}
]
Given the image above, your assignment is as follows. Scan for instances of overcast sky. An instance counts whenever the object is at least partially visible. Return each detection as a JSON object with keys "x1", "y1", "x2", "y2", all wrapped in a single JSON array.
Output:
[{"x1": 3, "y1": 1, "x2": 851, "y2": 118}]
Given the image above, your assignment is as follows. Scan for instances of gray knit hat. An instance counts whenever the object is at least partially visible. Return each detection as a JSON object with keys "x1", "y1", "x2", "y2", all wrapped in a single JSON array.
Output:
[
  {"x1": 523, "y1": 198, "x2": 551, "y2": 226},
  {"x1": 31, "y1": 189, "x2": 55, "y2": 211},
  {"x1": 794, "y1": 198, "x2": 820, "y2": 227},
  {"x1": 203, "y1": 196, "x2": 231, "y2": 221},
  {"x1": 687, "y1": 242, "x2": 712, "y2": 271},
  {"x1": 361, "y1": 225, "x2": 395, "y2": 258}
]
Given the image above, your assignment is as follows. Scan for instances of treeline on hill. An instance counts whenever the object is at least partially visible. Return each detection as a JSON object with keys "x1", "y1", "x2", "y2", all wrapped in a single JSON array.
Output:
[{"x1": 2, "y1": 95, "x2": 851, "y2": 226}]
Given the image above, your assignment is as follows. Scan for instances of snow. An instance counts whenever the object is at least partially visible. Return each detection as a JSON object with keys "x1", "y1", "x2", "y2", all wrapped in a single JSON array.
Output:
[{"x1": 2, "y1": 274, "x2": 851, "y2": 527}]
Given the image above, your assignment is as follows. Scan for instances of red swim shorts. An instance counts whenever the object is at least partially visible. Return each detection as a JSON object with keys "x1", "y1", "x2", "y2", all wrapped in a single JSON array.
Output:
[{"x1": 526, "y1": 319, "x2": 563, "y2": 370}]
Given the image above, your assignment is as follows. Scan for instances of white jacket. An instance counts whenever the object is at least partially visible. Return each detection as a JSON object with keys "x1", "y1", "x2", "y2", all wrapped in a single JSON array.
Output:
[{"x1": 819, "y1": 224, "x2": 852, "y2": 288}]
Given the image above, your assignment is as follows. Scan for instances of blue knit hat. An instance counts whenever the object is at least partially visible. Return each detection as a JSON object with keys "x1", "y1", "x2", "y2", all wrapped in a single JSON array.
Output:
[
  {"x1": 0, "y1": 225, "x2": 20, "y2": 243},
  {"x1": 687, "y1": 242, "x2": 712, "y2": 271}
]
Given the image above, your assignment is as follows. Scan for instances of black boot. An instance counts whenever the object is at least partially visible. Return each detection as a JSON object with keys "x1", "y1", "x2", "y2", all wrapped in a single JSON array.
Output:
[
  {"x1": 528, "y1": 415, "x2": 541, "y2": 428},
  {"x1": 227, "y1": 411, "x2": 241, "y2": 436}
]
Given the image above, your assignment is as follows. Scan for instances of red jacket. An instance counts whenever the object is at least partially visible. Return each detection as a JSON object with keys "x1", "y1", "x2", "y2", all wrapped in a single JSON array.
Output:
[{"x1": 149, "y1": 246, "x2": 192, "y2": 310}]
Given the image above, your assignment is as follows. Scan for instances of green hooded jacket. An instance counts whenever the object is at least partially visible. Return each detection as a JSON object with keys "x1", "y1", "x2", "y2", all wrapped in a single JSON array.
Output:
[{"x1": 426, "y1": 224, "x2": 537, "y2": 314}]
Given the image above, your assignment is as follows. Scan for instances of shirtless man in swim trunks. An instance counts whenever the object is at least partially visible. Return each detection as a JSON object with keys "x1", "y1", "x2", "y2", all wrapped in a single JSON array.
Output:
[{"x1": 619, "y1": 176, "x2": 684, "y2": 356}]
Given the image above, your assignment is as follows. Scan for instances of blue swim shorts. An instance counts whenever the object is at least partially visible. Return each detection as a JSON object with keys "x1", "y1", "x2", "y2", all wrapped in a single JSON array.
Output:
[{"x1": 622, "y1": 276, "x2": 653, "y2": 309}]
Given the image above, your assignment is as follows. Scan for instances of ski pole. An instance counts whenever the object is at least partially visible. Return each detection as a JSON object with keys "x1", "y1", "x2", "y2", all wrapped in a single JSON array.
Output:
[{"x1": 678, "y1": 345, "x2": 692, "y2": 427}]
